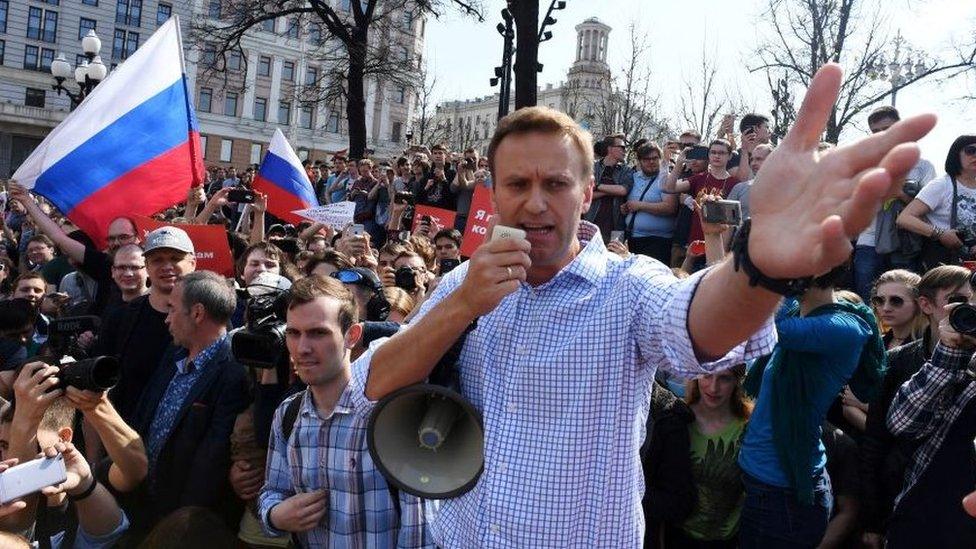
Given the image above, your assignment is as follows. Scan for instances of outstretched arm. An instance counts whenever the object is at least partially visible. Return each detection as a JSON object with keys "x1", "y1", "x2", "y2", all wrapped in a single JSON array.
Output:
[{"x1": 688, "y1": 64, "x2": 936, "y2": 360}]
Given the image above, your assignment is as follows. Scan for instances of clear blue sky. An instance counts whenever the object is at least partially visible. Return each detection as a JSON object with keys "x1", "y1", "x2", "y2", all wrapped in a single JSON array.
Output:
[{"x1": 425, "y1": 0, "x2": 975, "y2": 164}]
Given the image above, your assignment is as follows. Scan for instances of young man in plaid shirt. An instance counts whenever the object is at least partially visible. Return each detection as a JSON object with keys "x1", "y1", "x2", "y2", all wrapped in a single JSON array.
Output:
[
  {"x1": 258, "y1": 275, "x2": 430, "y2": 548},
  {"x1": 886, "y1": 300, "x2": 976, "y2": 547}
]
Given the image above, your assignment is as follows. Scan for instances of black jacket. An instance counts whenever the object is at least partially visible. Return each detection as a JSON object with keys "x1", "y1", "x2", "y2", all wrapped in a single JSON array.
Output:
[
  {"x1": 641, "y1": 383, "x2": 696, "y2": 549},
  {"x1": 130, "y1": 337, "x2": 251, "y2": 530},
  {"x1": 859, "y1": 332, "x2": 928, "y2": 534}
]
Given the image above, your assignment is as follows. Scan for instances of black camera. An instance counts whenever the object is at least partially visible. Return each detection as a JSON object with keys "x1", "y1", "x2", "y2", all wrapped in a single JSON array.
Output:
[
  {"x1": 957, "y1": 226, "x2": 976, "y2": 248},
  {"x1": 231, "y1": 289, "x2": 288, "y2": 370},
  {"x1": 949, "y1": 303, "x2": 976, "y2": 336},
  {"x1": 902, "y1": 178, "x2": 922, "y2": 198},
  {"x1": 394, "y1": 191, "x2": 415, "y2": 205},
  {"x1": 395, "y1": 266, "x2": 419, "y2": 292},
  {"x1": 44, "y1": 316, "x2": 120, "y2": 392}
]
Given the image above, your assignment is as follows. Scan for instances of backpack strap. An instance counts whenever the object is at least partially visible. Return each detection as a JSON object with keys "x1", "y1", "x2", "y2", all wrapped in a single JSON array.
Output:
[{"x1": 281, "y1": 392, "x2": 304, "y2": 442}]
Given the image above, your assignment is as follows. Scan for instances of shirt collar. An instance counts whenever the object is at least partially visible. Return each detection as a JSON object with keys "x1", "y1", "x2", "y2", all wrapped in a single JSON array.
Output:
[
  {"x1": 542, "y1": 221, "x2": 608, "y2": 288},
  {"x1": 301, "y1": 382, "x2": 355, "y2": 420},
  {"x1": 175, "y1": 334, "x2": 226, "y2": 375}
]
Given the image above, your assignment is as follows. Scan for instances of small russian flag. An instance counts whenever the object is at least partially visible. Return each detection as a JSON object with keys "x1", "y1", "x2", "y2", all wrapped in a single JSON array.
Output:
[
  {"x1": 12, "y1": 17, "x2": 203, "y2": 247},
  {"x1": 253, "y1": 129, "x2": 318, "y2": 224}
]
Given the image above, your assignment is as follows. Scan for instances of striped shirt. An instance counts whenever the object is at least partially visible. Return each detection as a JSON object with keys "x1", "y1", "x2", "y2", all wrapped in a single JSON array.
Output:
[
  {"x1": 258, "y1": 386, "x2": 432, "y2": 548},
  {"x1": 886, "y1": 343, "x2": 976, "y2": 507},
  {"x1": 349, "y1": 222, "x2": 777, "y2": 548}
]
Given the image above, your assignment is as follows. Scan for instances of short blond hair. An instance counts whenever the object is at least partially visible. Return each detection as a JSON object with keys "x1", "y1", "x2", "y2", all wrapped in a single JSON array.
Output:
[{"x1": 487, "y1": 106, "x2": 594, "y2": 181}]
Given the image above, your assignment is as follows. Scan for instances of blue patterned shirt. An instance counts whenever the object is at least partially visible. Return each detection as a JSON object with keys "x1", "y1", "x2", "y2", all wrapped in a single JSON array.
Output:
[
  {"x1": 258, "y1": 387, "x2": 432, "y2": 548},
  {"x1": 349, "y1": 222, "x2": 776, "y2": 548},
  {"x1": 146, "y1": 334, "x2": 227, "y2": 472}
]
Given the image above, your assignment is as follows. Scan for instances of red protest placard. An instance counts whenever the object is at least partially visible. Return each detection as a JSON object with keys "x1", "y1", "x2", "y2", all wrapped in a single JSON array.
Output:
[
  {"x1": 460, "y1": 184, "x2": 495, "y2": 257},
  {"x1": 133, "y1": 216, "x2": 235, "y2": 277},
  {"x1": 411, "y1": 205, "x2": 457, "y2": 233}
]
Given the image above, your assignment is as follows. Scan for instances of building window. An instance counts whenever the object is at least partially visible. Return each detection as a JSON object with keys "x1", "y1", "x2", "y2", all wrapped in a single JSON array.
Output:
[
  {"x1": 327, "y1": 111, "x2": 340, "y2": 133},
  {"x1": 199, "y1": 135, "x2": 208, "y2": 158},
  {"x1": 340, "y1": 0, "x2": 350, "y2": 11},
  {"x1": 253, "y1": 97, "x2": 266, "y2": 122},
  {"x1": 281, "y1": 61, "x2": 294, "y2": 82},
  {"x1": 82, "y1": 0, "x2": 97, "y2": 5},
  {"x1": 227, "y1": 50, "x2": 241, "y2": 71},
  {"x1": 28, "y1": 8, "x2": 58, "y2": 43},
  {"x1": 250, "y1": 143, "x2": 262, "y2": 164},
  {"x1": 402, "y1": 9, "x2": 413, "y2": 29},
  {"x1": 200, "y1": 45, "x2": 216, "y2": 67},
  {"x1": 41, "y1": 0, "x2": 59, "y2": 5},
  {"x1": 396, "y1": 85, "x2": 405, "y2": 104},
  {"x1": 79, "y1": 18, "x2": 96, "y2": 40},
  {"x1": 208, "y1": 0, "x2": 220, "y2": 19},
  {"x1": 116, "y1": 0, "x2": 142, "y2": 27},
  {"x1": 0, "y1": 0, "x2": 6, "y2": 33},
  {"x1": 391, "y1": 121, "x2": 402, "y2": 142},
  {"x1": 39, "y1": 48, "x2": 54, "y2": 72},
  {"x1": 308, "y1": 23, "x2": 322, "y2": 44},
  {"x1": 0, "y1": 40, "x2": 4, "y2": 65},
  {"x1": 75, "y1": 53, "x2": 87, "y2": 66},
  {"x1": 286, "y1": 18, "x2": 298, "y2": 39},
  {"x1": 23, "y1": 45, "x2": 39, "y2": 70},
  {"x1": 25, "y1": 88, "x2": 45, "y2": 108},
  {"x1": 219, "y1": 139, "x2": 232, "y2": 162},
  {"x1": 300, "y1": 106, "x2": 312, "y2": 129},
  {"x1": 112, "y1": 30, "x2": 139, "y2": 60},
  {"x1": 305, "y1": 66, "x2": 317, "y2": 86},
  {"x1": 278, "y1": 101, "x2": 291, "y2": 125},
  {"x1": 156, "y1": 2, "x2": 171, "y2": 26},
  {"x1": 224, "y1": 92, "x2": 238, "y2": 116},
  {"x1": 261, "y1": 18, "x2": 275, "y2": 32},
  {"x1": 257, "y1": 55, "x2": 271, "y2": 77},
  {"x1": 198, "y1": 87, "x2": 212, "y2": 112}
]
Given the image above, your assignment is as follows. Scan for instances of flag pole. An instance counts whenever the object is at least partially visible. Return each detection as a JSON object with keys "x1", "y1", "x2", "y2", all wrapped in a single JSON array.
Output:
[{"x1": 173, "y1": 15, "x2": 203, "y2": 187}]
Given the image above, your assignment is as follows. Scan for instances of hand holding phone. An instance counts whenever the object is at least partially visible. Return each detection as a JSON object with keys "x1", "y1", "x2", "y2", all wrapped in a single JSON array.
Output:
[
  {"x1": 0, "y1": 454, "x2": 66, "y2": 504},
  {"x1": 227, "y1": 189, "x2": 256, "y2": 204}
]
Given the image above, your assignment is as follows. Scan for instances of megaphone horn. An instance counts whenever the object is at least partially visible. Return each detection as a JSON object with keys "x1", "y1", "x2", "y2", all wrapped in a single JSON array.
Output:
[{"x1": 367, "y1": 383, "x2": 484, "y2": 499}]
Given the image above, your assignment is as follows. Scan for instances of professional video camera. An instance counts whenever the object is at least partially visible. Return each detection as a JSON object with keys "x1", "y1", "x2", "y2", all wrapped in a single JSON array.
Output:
[
  {"x1": 231, "y1": 274, "x2": 290, "y2": 370},
  {"x1": 40, "y1": 315, "x2": 120, "y2": 392}
]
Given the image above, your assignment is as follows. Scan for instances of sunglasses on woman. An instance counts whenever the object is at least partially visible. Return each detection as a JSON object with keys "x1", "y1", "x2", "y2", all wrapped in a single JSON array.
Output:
[{"x1": 871, "y1": 295, "x2": 905, "y2": 308}]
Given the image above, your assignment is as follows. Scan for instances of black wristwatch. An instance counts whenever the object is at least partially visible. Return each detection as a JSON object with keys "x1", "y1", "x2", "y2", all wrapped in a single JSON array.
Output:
[{"x1": 731, "y1": 218, "x2": 812, "y2": 297}]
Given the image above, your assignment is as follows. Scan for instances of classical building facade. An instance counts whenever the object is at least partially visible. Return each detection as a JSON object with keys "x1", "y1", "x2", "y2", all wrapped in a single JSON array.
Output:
[
  {"x1": 0, "y1": 0, "x2": 422, "y2": 177},
  {"x1": 433, "y1": 17, "x2": 615, "y2": 153}
]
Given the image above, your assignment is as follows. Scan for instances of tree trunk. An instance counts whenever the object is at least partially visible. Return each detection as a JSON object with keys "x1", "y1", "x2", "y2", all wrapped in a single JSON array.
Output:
[
  {"x1": 510, "y1": 1, "x2": 539, "y2": 110},
  {"x1": 346, "y1": 31, "x2": 369, "y2": 159}
]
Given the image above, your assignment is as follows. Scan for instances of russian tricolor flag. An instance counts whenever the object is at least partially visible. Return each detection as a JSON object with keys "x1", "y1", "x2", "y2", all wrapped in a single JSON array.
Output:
[
  {"x1": 253, "y1": 129, "x2": 318, "y2": 224},
  {"x1": 12, "y1": 17, "x2": 203, "y2": 246}
]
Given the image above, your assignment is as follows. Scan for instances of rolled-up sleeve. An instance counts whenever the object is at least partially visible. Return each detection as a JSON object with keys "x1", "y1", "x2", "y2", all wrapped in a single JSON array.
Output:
[{"x1": 635, "y1": 263, "x2": 776, "y2": 379}]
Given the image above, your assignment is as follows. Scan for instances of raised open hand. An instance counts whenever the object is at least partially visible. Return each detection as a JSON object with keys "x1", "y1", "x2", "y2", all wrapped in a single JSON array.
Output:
[{"x1": 748, "y1": 64, "x2": 937, "y2": 279}]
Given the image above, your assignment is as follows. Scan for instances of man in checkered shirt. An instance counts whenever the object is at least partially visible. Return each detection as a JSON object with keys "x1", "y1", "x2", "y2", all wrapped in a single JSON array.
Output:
[{"x1": 350, "y1": 65, "x2": 936, "y2": 548}]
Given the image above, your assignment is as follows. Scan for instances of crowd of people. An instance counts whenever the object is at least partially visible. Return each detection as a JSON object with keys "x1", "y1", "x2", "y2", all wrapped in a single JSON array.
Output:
[{"x1": 0, "y1": 64, "x2": 972, "y2": 548}]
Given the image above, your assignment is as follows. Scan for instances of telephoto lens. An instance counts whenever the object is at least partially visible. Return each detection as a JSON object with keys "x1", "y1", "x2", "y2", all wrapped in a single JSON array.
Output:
[
  {"x1": 949, "y1": 303, "x2": 976, "y2": 336},
  {"x1": 58, "y1": 356, "x2": 121, "y2": 392}
]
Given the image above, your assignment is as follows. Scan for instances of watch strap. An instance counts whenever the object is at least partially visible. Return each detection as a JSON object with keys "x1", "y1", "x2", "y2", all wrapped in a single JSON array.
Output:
[{"x1": 732, "y1": 218, "x2": 812, "y2": 297}]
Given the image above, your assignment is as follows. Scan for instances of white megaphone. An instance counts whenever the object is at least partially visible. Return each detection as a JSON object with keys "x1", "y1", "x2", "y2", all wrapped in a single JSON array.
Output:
[{"x1": 367, "y1": 327, "x2": 484, "y2": 499}]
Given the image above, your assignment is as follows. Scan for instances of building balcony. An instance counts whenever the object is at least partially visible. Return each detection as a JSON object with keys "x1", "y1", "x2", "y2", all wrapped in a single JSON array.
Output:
[{"x1": 0, "y1": 102, "x2": 68, "y2": 131}]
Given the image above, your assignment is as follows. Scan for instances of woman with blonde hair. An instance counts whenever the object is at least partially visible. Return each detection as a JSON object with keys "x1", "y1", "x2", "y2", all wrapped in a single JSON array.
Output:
[
  {"x1": 666, "y1": 365, "x2": 752, "y2": 548},
  {"x1": 870, "y1": 269, "x2": 925, "y2": 350}
]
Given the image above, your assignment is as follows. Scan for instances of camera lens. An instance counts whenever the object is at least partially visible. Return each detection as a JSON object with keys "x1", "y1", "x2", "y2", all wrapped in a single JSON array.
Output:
[{"x1": 949, "y1": 304, "x2": 976, "y2": 336}]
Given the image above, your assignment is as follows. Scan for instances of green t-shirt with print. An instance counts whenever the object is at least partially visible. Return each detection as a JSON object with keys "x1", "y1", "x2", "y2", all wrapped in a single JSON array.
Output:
[{"x1": 680, "y1": 417, "x2": 747, "y2": 541}]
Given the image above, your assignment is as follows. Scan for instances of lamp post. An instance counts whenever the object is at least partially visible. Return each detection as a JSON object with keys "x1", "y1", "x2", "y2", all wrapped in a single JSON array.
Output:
[
  {"x1": 866, "y1": 30, "x2": 928, "y2": 108},
  {"x1": 50, "y1": 30, "x2": 108, "y2": 107},
  {"x1": 489, "y1": 8, "x2": 515, "y2": 121}
]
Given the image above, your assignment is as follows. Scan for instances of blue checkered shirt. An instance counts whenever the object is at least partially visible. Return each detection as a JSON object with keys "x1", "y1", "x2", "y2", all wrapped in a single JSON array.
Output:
[
  {"x1": 258, "y1": 386, "x2": 432, "y2": 548},
  {"x1": 146, "y1": 334, "x2": 227, "y2": 472},
  {"x1": 886, "y1": 343, "x2": 976, "y2": 507},
  {"x1": 349, "y1": 222, "x2": 776, "y2": 548}
]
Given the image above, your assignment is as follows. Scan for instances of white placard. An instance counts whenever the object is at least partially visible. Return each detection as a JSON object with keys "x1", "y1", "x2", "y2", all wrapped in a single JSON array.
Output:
[{"x1": 293, "y1": 201, "x2": 355, "y2": 228}]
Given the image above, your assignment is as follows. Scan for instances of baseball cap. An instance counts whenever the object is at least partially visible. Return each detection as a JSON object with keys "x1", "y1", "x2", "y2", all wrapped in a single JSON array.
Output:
[
  {"x1": 143, "y1": 226, "x2": 194, "y2": 255},
  {"x1": 248, "y1": 271, "x2": 293, "y2": 297}
]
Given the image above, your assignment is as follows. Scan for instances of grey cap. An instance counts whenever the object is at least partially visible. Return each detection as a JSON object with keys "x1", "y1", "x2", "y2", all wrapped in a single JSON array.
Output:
[
  {"x1": 143, "y1": 226, "x2": 194, "y2": 255},
  {"x1": 248, "y1": 271, "x2": 292, "y2": 297}
]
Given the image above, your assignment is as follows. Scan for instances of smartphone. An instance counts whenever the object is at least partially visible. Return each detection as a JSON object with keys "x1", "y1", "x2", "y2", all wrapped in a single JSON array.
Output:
[
  {"x1": 686, "y1": 146, "x2": 709, "y2": 161},
  {"x1": 348, "y1": 224, "x2": 366, "y2": 236},
  {"x1": 701, "y1": 200, "x2": 742, "y2": 225},
  {"x1": 689, "y1": 240, "x2": 706, "y2": 256},
  {"x1": 491, "y1": 225, "x2": 527, "y2": 241},
  {"x1": 394, "y1": 191, "x2": 415, "y2": 205},
  {"x1": 0, "y1": 454, "x2": 67, "y2": 505},
  {"x1": 397, "y1": 230, "x2": 411, "y2": 242},
  {"x1": 610, "y1": 230, "x2": 626, "y2": 243},
  {"x1": 439, "y1": 258, "x2": 461, "y2": 275},
  {"x1": 227, "y1": 189, "x2": 256, "y2": 203}
]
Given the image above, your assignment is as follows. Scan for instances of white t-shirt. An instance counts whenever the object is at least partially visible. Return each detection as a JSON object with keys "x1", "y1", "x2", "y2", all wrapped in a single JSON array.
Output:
[
  {"x1": 915, "y1": 173, "x2": 976, "y2": 231},
  {"x1": 857, "y1": 158, "x2": 937, "y2": 246}
]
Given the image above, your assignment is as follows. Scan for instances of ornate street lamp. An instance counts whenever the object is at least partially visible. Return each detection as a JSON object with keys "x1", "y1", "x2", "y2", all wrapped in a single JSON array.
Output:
[
  {"x1": 51, "y1": 30, "x2": 109, "y2": 107},
  {"x1": 866, "y1": 31, "x2": 928, "y2": 108}
]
